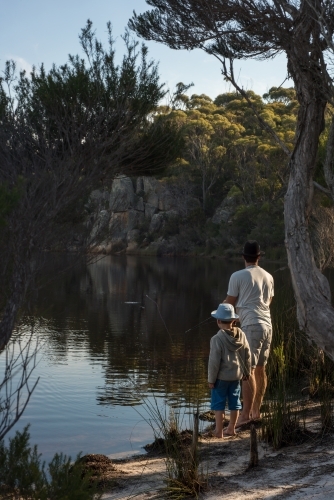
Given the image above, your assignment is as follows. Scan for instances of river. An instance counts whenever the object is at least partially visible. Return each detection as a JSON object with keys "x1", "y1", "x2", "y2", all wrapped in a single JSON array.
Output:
[{"x1": 1, "y1": 255, "x2": 294, "y2": 461}]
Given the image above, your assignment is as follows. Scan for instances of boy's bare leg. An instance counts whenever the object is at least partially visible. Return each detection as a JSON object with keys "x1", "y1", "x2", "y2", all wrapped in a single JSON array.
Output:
[
  {"x1": 224, "y1": 410, "x2": 239, "y2": 436},
  {"x1": 236, "y1": 371, "x2": 255, "y2": 426},
  {"x1": 214, "y1": 411, "x2": 224, "y2": 438},
  {"x1": 252, "y1": 366, "x2": 267, "y2": 420}
]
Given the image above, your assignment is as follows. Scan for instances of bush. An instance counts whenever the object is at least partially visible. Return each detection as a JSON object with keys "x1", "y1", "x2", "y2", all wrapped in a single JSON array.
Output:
[{"x1": 0, "y1": 427, "x2": 101, "y2": 499}]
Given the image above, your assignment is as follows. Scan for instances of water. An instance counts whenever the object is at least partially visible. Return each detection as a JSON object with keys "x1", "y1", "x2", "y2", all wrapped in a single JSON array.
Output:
[{"x1": 1, "y1": 255, "x2": 290, "y2": 461}]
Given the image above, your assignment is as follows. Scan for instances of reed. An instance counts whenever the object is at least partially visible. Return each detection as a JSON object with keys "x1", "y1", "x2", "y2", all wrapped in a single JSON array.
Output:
[
  {"x1": 138, "y1": 395, "x2": 207, "y2": 499},
  {"x1": 261, "y1": 286, "x2": 334, "y2": 447},
  {"x1": 261, "y1": 295, "x2": 310, "y2": 449},
  {"x1": 163, "y1": 411, "x2": 205, "y2": 499},
  {"x1": 307, "y1": 348, "x2": 334, "y2": 432}
]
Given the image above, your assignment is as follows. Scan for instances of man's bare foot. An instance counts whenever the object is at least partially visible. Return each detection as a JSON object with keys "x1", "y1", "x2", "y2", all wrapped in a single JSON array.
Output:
[{"x1": 235, "y1": 417, "x2": 251, "y2": 429}]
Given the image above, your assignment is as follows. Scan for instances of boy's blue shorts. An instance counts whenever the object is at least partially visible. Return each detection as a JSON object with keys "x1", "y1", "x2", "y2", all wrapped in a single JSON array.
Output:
[{"x1": 211, "y1": 379, "x2": 242, "y2": 411}]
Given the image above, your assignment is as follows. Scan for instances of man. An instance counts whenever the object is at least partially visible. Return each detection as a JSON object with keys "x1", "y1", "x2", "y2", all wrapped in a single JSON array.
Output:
[{"x1": 223, "y1": 240, "x2": 274, "y2": 426}]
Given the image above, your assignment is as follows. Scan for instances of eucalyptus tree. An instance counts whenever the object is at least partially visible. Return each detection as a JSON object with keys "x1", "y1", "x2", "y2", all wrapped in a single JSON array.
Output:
[
  {"x1": 130, "y1": 0, "x2": 334, "y2": 359},
  {"x1": 0, "y1": 21, "x2": 181, "y2": 437},
  {"x1": 168, "y1": 93, "x2": 243, "y2": 210}
]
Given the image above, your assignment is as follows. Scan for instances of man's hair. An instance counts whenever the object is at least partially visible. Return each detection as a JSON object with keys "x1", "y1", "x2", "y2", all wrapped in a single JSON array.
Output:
[{"x1": 243, "y1": 255, "x2": 259, "y2": 264}]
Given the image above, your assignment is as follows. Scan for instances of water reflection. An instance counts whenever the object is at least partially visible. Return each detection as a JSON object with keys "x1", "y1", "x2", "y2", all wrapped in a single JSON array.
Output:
[{"x1": 3, "y1": 255, "x2": 292, "y2": 460}]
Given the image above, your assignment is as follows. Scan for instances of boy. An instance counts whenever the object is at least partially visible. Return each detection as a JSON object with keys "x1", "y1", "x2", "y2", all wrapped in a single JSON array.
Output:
[{"x1": 208, "y1": 303, "x2": 251, "y2": 438}]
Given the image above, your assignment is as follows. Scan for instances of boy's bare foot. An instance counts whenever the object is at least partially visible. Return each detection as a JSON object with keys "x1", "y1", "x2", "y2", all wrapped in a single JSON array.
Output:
[
  {"x1": 224, "y1": 425, "x2": 237, "y2": 436},
  {"x1": 202, "y1": 429, "x2": 223, "y2": 438}
]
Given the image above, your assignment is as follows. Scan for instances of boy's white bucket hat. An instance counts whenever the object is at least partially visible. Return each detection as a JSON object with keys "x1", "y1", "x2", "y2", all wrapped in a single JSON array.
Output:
[{"x1": 211, "y1": 303, "x2": 239, "y2": 321}]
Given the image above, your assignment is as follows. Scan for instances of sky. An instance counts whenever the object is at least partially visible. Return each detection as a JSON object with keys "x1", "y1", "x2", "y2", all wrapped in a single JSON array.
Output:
[{"x1": 0, "y1": 0, "x2": 292, "y2": 100}]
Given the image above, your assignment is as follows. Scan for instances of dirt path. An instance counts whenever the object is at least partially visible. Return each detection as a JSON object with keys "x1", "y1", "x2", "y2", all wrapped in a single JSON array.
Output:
[{"x1": 100, "y1": 427, "x2": 334, "y2": 500}]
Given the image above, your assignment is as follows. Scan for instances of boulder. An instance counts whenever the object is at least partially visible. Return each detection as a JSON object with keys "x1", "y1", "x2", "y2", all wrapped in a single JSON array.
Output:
[
  {"x1": 158, "y1": 190, "x2": 175, "y2": 211},
  {"x1": 90, "y1": 188, "x2": 110, "y2": 200},
  {"x1": 134, "y1": 196, "x2": 145, "y2": 212},
  {"x1": 90, "y1": 210, "x2": 110, "y2": 242},
  {"x1": 136, "y1": 177, "x2": 144, "y2": 194},
  {"x1": 149, "y1": 213, "x2": 165, "y2": 233},
  {"x1": 109, "y1": 210, "x2": 145, "y2": 238},
  {"x1": 164, "y1": 209, "x2": 179, "y2": 219},
  {"x1": 145, "y1": 203, "x2": 158, "y2": 219},
  {"x1": 126, "y1": 229, "x2": 140, "y2": 254},
  {"x1": 127, "y1": 229, "x2": 140, "y2": 243},
  {"x1": 109, "y1": 176, "x2": 135, "y2": 212},
  {"x1": 142, "y1": 177, "x2": 160, "y2": 208},
  {"x1": 142, "y1": 176, "x2": 159, "y2": 194},
  {"x1": 212, "y1": 190, "x2": 241, "y2": 224}
]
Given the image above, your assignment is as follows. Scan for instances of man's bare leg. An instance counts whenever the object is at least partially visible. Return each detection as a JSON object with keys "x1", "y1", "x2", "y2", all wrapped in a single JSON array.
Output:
[
  {"x1": 214, "y1": 411, "x2": 224, "y2": 438},
  {"x1": 236, "y1": 370, "x2": 255, "y2": 426},
  {"x1": 224, "y1": 410, "x2": 239, "y2": 436},
  {"x1": 252, "y1": 365, "x2": 267, "y2": 420}
]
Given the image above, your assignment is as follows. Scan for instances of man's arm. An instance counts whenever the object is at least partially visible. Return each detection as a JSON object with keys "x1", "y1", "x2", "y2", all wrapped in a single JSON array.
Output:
[{"x1": 223, "y1": 295, "x2": 238, "y2": 306}]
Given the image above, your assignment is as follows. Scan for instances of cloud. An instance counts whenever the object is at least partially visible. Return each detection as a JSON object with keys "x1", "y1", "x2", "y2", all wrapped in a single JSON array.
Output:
[{"x1": 10, "y1": 56, "x2": 33, "y2": 75}]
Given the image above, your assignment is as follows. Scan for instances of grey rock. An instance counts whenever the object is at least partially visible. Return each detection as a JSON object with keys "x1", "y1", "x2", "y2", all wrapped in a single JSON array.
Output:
[
  {"x1": 109, "y1": 176, "x2": 135, "y2": 212},
  {"x1": 90, "y1": 189, "x2": 110, "y2": 203},
  {"x1": 212, "y1": 193, "x2": 241, "y2": 224},
  {"x1": 136, "y1": 177, "x2": 144, "y2": 194},
  {"x1": 212, "y1": 208, "x2": 232, "y2": 224},
  {"x1": 146, "y1": 190, "x2": 159, "y2": 208},
  {"x1": 141, "y1": 241, "x2": 161, "y2": 256},
  {"x1": 165, "y1": 210, "x2": 179, "y2": 219},
  {"x1": 108, "y1": 210, "x2": 144, "y2": 238},
  {"x1": 158, "y1": 190, "x2": 175, "y2": 211},
  {"x1": 143, "y1": 176, "x2": 159, "y2": 194},
  {"x1": 145, "y1": 203, "x2": 158, "y2": 219},
  {"x1": 90, "y1": 210, "x2": 110, "y2": 241},
  {"x1": 134, "y1": 196, "x2": 145, "y2": 212},
  {"x1": 149, "y1": 213, "x2": 165, "y2": 233},
  {"x1": 143, "y1": 177, "x2": 160, "y2": 208},
  {"x1": 127, "y1": 229, "x2": 140, "y2": 243}
]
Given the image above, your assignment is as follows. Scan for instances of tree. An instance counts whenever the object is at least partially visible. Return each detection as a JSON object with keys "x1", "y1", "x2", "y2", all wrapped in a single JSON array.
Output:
[
  {"x1": 0, "y1": 21, "x2": 181, "y2": 438},
  {"x1": 167, "y1": 93, "x2": 243, "y2": 210},
  {"x1": 130, "y1": 1, "x2": 334, "y2": 359},
  {"x1": 161, "y1": 87, "x2": 296, "y2": 242}
]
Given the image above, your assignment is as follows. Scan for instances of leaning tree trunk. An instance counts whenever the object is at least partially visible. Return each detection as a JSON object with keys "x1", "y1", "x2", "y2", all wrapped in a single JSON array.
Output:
[
  {"x1": 284, "y1": 48, "x2": 334, "y2": 360},
  {"x1": 323, "y1": 114, "x2": 334, "y2": 200}
]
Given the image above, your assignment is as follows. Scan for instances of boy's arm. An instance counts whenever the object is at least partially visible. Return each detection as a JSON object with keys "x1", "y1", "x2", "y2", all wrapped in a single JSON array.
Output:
[{"x1": 208, "y1": 336, "x2": 222, "y2": 387}]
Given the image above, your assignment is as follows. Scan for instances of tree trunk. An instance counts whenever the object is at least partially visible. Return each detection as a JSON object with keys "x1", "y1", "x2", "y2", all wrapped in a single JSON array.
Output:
[
  {"x1": 249, "y1": 423, "x2": 258, "y2": 468},
  {"x1": 323, "y1": 114, "x2": 334, "y2": 200},
  {"x1": 0, "y1": 263, "x2": 27, "y2": 351},
  {"x1": 284, "y1": 60, "x2": 334, "y2": 359}
]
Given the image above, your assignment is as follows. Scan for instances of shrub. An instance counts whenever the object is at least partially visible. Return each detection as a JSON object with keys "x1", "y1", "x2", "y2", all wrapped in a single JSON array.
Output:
[{"x1": 0, "y1": 426, "x2": 101, "y2": 499}]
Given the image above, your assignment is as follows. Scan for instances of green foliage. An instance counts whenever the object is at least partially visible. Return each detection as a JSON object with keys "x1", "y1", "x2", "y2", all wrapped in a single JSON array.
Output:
[
  {"x1": 159, "y1": 87, "x2": 296, "y2": 243},
  {"x1": 0, "y1": 427, "x2": 43, "y2": 498},
  {"x1": 0, "y1": 427, "x2": 101, "y2": 499}
]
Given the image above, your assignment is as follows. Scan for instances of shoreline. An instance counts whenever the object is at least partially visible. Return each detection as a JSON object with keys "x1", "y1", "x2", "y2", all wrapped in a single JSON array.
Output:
[{"x1": 99, "y1": 425, "x2": 334, "y2": 500}]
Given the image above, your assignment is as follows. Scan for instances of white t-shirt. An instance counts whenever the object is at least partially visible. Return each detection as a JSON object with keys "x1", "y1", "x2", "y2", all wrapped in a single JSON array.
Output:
[{"x1": 227, "y1": 265, "x2": 274, "y2": 327}]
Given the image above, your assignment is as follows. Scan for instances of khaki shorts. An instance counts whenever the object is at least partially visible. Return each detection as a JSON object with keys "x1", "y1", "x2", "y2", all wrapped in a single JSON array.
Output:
[{"x1": 242, "y1": 324, "x2": 272, "y2": 368}]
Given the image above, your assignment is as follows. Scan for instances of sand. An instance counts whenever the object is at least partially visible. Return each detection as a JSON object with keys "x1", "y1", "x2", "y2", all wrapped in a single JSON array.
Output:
[{"x1": 99, "y1": 421, "x2": 334, "y2": 500}]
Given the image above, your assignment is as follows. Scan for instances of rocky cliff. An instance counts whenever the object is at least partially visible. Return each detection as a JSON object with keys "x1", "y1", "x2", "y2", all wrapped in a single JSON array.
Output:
[{"x1": 87, "y1": 175, "x2": 203, "y2": 255}]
